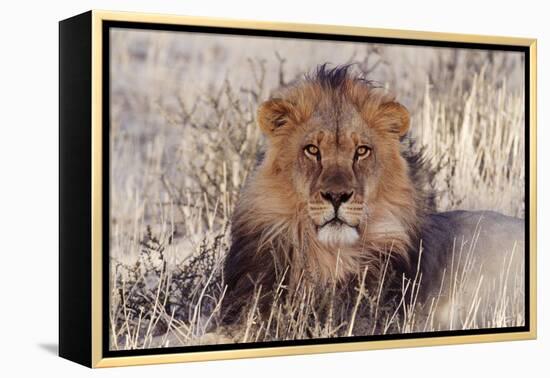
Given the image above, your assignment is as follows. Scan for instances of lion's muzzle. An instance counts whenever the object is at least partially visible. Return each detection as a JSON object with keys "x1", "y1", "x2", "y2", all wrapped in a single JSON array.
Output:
[{"x1": 308, "y1": 190, "x2": 365, "y2": 247}]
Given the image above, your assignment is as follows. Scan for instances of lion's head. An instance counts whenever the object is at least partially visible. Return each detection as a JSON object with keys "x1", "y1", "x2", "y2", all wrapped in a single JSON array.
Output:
[
  {"x1": 223, "y1": 65, "x2": 433, "y2": 320},
  {"x1": 257, "y1": 66, "x2": 414, "y2": 249}
]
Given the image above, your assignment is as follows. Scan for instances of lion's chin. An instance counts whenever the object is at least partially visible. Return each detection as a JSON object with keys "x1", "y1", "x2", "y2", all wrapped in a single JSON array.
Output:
[{"x1": 317, "y1": 222, "x2": 359, "y2": 247}]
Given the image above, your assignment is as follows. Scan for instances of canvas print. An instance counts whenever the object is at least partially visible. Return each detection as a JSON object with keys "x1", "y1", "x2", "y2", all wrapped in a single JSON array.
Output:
[{"x1": 108, "y1": 27, "x2": 526, "y2": 351}]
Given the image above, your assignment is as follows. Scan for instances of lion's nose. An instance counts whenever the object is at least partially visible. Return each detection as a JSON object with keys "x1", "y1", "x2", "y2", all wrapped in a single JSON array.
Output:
[{"x1": 320, "y1": 191, "x2": 353, "y2": 211}]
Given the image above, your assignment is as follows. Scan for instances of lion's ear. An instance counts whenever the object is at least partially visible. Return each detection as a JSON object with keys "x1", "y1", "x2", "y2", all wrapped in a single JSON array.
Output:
[
  {"x1": 257, "y1": 98, "x2": 296, "y2": 136},
  {"x1": 376, "y1": 101, "x2": 410, "y2": 137}
]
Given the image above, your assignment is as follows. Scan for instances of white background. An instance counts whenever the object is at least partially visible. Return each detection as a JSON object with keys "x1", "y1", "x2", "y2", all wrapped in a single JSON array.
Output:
[{"x1": 0, "y1": 0, "x2": 547, "y2": 376}]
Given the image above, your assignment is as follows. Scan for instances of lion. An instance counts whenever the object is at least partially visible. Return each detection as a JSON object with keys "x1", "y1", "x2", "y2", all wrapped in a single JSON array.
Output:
[{"x1": 222, "y1": 64, "x2": 525, "y2": 333}]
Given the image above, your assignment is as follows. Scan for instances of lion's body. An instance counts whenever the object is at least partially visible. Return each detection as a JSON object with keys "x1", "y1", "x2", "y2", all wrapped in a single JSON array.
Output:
[
  {"x1": 222, "y1": 65, "x2": 525, "y2": 330},
  {"x1": 418, "y1": 210, "x2": 524, "y2": 328}
]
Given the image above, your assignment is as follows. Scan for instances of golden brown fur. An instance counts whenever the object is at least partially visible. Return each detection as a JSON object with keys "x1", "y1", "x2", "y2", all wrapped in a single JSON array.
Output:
[{"x1": 222, "y1": 65, "x2": 432, "y2": 322}]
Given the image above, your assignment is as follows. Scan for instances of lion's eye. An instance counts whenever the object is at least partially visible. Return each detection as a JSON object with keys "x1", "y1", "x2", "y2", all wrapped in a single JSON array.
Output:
[
  {"x1": 355, "y1": 145, "x2": 371, "y2": 159},
  {"x1": 304, "y1": 144, "x2": 320, "y2": 158}
]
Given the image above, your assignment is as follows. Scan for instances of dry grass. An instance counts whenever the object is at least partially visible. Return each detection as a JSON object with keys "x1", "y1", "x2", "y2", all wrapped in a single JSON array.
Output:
[{"x1": 108, "y1": 29, "x2": 525, "y2": 350}]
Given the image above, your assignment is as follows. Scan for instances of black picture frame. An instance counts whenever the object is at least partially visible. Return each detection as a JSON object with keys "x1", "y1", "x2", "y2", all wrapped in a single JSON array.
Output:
[{"x1": 59, "y1": 10, "x2": 537, "y2": 368}]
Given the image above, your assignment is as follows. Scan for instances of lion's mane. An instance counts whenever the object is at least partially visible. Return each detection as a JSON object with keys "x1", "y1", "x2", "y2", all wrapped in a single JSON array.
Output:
[{"x1": 222, "y1": 65, "x2": 437, "y2": 322}]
